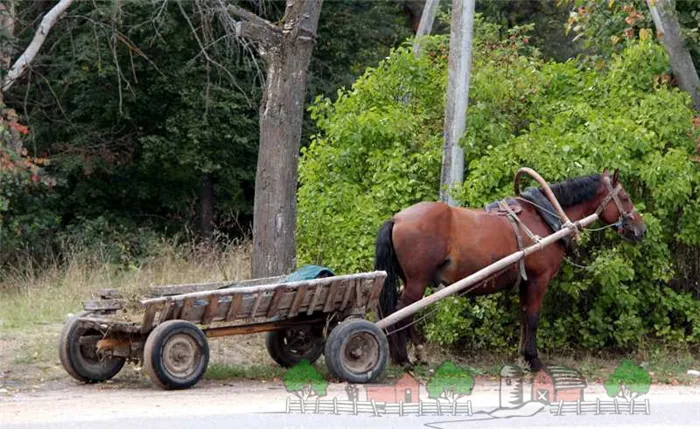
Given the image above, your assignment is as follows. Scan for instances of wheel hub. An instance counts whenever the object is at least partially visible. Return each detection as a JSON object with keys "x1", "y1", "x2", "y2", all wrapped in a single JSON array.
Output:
[
  {"x1": 341, "y1": 332, "x2": 379, "y2": 374},
  {"x1": 162, "y1": 334, "x2": 200, "y2": 378}
]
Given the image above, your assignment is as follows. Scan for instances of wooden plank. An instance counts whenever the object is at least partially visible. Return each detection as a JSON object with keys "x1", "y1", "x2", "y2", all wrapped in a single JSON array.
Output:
[
  {"x1": 340, "y1": 280, "x2": 354, "y2": 311},
  {"x1": 140, "y1": 271, "x2": 387, "y2": 306},
  {"x1": 248, "y1": 292, "x2": 264, "y2": 320},
  {"x1": 266, "y1": 287, "x2": 286, "y2": 318},
  {"x1": 201, "y1": 297, "x2": 220, "y2": 325},
  {"x1": 204, "y1": 316, "x2": 324, "y2": 337},
  {"x1": 226, "y1": 294, "x2": 242, "y2": 321},
  {"x1": 83, "y1": 299, "x2": 124, "y2": 311},
  {"x1": 355, "y1": 281, "x2": 364, "y2": 307},
  {"x1": 141, "y1": 303, "x2": 159, "y2": 333},
  {"x1": 323, "y1": 280, "x2": 340, "y2": 313},
  {"x1": 96, "y1": 289, "x2": 122, "y2": 299},
  {"x1": 288, "y1": 286, "x2": 306, "y2": 318},
  {"x1": 145, "y1": 275, "x2": 286, "y2": 297},
  {"x1": 180, "y1": 297, "x2": 195, "y2": 320},
  {"x1": 307, "y1": 283, "x2": 324, "y2": 315}
]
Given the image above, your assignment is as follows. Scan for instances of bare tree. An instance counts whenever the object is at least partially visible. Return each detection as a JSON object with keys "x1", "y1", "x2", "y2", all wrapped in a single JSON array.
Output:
[
  {"x1": 1, "y1": 0, "x2": 76, "y2": 98},
  {"x1": 224, "y1": 0, "x2": 323, "y2": 277},
  {"x1": 645, "y1": 0, "x2": 700, "y2": 110}
]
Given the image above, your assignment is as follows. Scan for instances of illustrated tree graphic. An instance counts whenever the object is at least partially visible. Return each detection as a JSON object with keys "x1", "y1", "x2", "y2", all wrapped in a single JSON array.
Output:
[
  {"x1": 604, "y1": 360, "x2": 651, "y2": 401},
  {"x1": 427, "y1": 361, "x2": 475, "y2": 403},
  {"x1": 283, "y1": 360, "x2": 328, "y2": 411}
]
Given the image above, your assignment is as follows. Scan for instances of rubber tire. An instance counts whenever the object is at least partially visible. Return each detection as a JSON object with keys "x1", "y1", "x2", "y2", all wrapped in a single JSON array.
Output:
[
  {"x1": 58, "y1": 312, "x2": 125, "y2": 383},
  {"x1": 144, "y1": 320, "x2": 209, "y2": 390},
  {"x1": 265, "y1": 326, "x2": 324, "y2": 368},
  {"x1": 324, "y1": 318, "x2": 388, "y2": 383}
]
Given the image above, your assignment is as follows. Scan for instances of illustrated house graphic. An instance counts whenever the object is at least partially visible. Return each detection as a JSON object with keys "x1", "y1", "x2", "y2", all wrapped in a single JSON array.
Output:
[
  {"x1": 531, "y1": 366, "x2": 587, "y2": 404},
  {"x1": 365, "y1": 373, "x2": 420, "y2": 403}
]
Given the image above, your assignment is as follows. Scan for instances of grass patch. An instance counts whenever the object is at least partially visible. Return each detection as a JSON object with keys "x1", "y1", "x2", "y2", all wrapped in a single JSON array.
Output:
[
  {"x1": 205, "y1": 363, "x2": 285, "y2": 380},
  {"x1": 0, "y1": 240, "x2": 252, "y2": 331}
]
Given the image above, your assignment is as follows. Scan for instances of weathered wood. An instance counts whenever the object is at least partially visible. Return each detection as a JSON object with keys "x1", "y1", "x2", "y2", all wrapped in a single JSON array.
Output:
[
  {"x1": 323, "y1": 280, "x2": 340, "y2": 313},
  {"x1": 201, "y1": 297, "x2": 220, "y2": 325},
  {"x1": 267, "y1": 287, "x2": 286, "y2": 317},
  {"x1": 249, "y1": 292, "x2": 265, "y2": 320},
  {"x1": 340, "y1": 280, "x2": 354, "y2": 311},
  {"x1": 78, "y1": 317, "x2": 142, "y2": 334},
  {"x1": 288, "y1": 286, "x2": 306, "y2": 318},
  {"x1": 146, "y1": 275, "x2": 286, "y2": 297},
  {"x1": 354, "y1": 281, "x2": 364, "y2": 307},
  {"x1": 307, "y1": 283, "x2": 324, "y2": 315},
  {"x1": 226, "y1": 294, "x2": 242, "y2": 321},
  {"x1": 375, "y1": 213, "x2": 599, "y2": 329},
  {"x1": 141, "y1": 304, "x2": 159, "y2": 333},
  {"x1": 204, "y1": 317, "x2": 324, "y2": 337},
  {"x1": 96, "y1": 289, "x2": 122, "y2": 299},
  {"x1": 140, "y1": 272, "x2": 385, "y2": 306},
  {"x1": 83, "y1": 299, "x2": 124, "y2": 311},
  {"x1": 180, "y1": 297, "x2": 196, "y2": 320}
]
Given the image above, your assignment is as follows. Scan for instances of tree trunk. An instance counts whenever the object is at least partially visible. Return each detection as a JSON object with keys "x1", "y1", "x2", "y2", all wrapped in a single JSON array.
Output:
[
  {"x1": 0, "y1": 0, "x2": 15, "y2": 104},
  {"x1": 645, "y1": 0, "x2": 700, "y2": 111},
  {"x1": 439, "y1": 0, "x2": 475, "y2": 205},
  {"x1": 1, "y1": 0, "x2": 75, "y2": 95},
  {"x1": 413, "y1": 0, "x2": 440, "y2": 57},
  {"x1": 251, "y1": 0, "x2": 323, "y2": 278},
  {"x1": 199, "y1": 174, "x2": 214, "y2": 241}
]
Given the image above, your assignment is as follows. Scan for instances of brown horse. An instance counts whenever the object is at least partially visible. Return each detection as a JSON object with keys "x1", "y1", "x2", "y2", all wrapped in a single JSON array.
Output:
[{"x1": 374, "y1": 169, "x2": 646, "y2": 371}]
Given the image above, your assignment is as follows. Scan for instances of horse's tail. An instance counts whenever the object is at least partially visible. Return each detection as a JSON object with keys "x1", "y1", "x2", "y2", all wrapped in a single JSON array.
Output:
[{"x1": 375, "y1": 219, "x2": 401, "y2": 319}]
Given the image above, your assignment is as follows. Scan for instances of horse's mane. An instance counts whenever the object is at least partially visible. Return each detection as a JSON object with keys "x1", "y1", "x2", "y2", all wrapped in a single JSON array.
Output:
[{"x1": 547, "y1": 174, "x2": 601, "y2": 208}]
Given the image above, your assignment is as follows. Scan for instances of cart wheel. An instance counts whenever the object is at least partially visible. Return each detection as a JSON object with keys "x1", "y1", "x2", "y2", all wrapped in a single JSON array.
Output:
[
  {"x1": 58, "y1": 312, "x2": 125, "y2": 383},
  {"x1": 144, "y1": 320, "x2": 209, "y2": 390},
  {"x1": 324, "y1": 319, "x2": 388, "y2": 383},
  {"x1": 265, "y1": 325, "x2": 324, "y2": 368}
]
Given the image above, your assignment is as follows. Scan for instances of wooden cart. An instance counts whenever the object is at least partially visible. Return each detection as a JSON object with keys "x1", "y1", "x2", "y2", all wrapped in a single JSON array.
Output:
[{"x1": 59, "y1": 271, "x2": 387, "y2": 390}]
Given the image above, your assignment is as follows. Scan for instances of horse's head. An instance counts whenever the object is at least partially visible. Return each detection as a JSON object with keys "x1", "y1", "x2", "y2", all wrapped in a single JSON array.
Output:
[{"x1": 595, "y1": 169, "x2": 646, "y2": 243}]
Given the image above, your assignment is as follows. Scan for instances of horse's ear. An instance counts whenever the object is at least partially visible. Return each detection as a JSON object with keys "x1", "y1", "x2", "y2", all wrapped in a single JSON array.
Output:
[{"x1": 612, "y1": 168, "x2": 620, "y2": 185}]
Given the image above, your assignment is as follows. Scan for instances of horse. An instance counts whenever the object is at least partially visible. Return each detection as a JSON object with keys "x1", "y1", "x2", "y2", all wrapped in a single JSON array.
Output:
[{"x1": 374, "y1": 169, "x2": 646, "y2": 371}]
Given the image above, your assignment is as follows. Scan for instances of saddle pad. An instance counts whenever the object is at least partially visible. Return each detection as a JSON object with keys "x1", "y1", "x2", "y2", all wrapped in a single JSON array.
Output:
[
  {"x1": 520, "y1": 187, "x2": 572, "y2": 247},
  {"x1": 484, "y1": 198, "x2": 523, "y2": 216}
]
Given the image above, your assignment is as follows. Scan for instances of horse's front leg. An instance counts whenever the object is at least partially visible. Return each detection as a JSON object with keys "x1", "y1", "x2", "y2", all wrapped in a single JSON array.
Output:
[{"x1": 519, "y1": 278, "x2": 546, "y2": 372}]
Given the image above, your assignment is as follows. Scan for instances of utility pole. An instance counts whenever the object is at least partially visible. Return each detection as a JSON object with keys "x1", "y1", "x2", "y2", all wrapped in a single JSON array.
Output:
[
  {"x1": 412, "y1": 0, "x2": 440, "y2": 57},
  {"x1": 439, "y1": 0, "x2": 475, "y2": 205}
]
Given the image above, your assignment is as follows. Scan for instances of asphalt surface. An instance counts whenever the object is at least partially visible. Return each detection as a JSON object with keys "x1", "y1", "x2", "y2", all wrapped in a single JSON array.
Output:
[{"x1": 1, "y1": 381, "x2": 699, "y2": 429}]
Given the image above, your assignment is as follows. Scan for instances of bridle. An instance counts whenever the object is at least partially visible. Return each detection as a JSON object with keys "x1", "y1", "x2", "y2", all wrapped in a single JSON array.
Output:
[{"x1": 594, "y1": 176, "x2": 635, "y2": 226}]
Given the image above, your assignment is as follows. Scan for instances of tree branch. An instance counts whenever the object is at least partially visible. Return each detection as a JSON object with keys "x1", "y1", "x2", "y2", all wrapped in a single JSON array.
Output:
[
  {"x1": 227, "y1": 4, "x2": 281, "y2": 46},
  {"x1": 1, "y1": 0, "x2": 76, "y2": 94}
]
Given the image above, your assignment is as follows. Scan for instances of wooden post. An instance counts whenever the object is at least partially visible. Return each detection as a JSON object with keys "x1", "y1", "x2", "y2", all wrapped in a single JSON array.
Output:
[
  {"x1": 614, "y1": 398, "x2": 619, "y2": 414},
  {"x1": 419, "y1": 400, "x2": 423, "y2": 416},
  {"x1": 630, "y1": 399, "x2": 635, "y2": 415},
  {"x1": 577, "y1": 399, "x2": 581, "y2": 415},
  {"x1": 467, "y1": 400, "x2": 472, "y2": 416},
  {"x1": 333, "y1": 397, "x2": 338, "y2": 414},
  {"x1": 557, "y1": 400, "x2": 564, "y2": 416},
  {"x1": 371, "y1": 399, "x2": 378, "y2": 416},
  {"x1": 353, "y1": 398, "x2": 357, "y2": 415},
  {"x1": 596, "y1": 398, "x2": 600, "y2": 415},
  {"x1": 439, "y1": 0, "x2": 476, "y2": 205},
  {"x1": 645, "y1": 398, "x2": 650, "y2": 415},
  {"x1": 412, "y1": 0, "x2": 441, "y2": 57},
  {"x1": 453, "y1": 400, "x2": 457, "y2": 415},
  {"x1": 399, "y1": 400, "x2": 404, "y2": 417}
]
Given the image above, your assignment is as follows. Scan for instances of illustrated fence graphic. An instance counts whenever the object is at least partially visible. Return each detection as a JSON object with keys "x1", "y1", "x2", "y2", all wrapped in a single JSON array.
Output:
[
  {"x1": 550, "y1": 399, "x2": 650, "y2": 416},
  {"x1": 286, "y1": 398, "x2": 473, "y2": 416}
]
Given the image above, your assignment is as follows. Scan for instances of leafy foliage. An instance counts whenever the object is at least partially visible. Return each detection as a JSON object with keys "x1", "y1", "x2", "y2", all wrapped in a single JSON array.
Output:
[
  {"x1": 297, "y1": 24, "x2": 700, "y2": 352},
  {"x1": 426, "y1": 361, "x2": 475, "y2": 402},
  {"x1": 283, "y1": 360, "x2": 327, "y2": 400},
  {"x1": 604, "y1": 360, "x2": 652, "y2": 400}
]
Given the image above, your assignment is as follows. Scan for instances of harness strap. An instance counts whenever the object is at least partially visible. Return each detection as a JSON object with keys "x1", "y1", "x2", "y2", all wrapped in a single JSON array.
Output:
[{"x1": 498, "y1": 200, "x2": 528, "y2": 283}]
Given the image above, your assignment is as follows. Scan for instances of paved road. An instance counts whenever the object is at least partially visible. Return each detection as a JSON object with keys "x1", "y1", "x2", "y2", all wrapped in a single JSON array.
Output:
[{"x1": 1, "y1": 381, "x2": 699, "y2": 428}]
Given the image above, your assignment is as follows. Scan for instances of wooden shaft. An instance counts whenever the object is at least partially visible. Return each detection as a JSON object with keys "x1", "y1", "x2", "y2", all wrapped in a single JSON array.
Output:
[
  {"x1": 375, "y1": 213, "x2": 598, "y2": 330},
  {"x1": 204, "y1": 317, "x2": 324, "y2": 337}
]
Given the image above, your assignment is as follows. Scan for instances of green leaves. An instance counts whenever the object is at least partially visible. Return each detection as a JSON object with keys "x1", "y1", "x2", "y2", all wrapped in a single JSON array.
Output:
[
  {"x1": 426, "y1": 362, "x2": 475, "y2": 402},
  {"x1": 283, "y1": 360, "x2": 328, "y2": 399},
  {"x1": 604, "y1": 360, "x2": 652, "y2": 400}
]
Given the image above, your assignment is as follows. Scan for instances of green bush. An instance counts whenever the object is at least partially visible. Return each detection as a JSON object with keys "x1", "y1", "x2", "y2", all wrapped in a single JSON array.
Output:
[{"x1": 297, "y1": 25, "x2": 700, "y2": 352}]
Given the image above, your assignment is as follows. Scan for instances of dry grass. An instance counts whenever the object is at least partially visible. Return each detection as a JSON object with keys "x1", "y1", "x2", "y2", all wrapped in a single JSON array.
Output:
[{"x1": 0, "y1": 240, "x2": 252, "y2": 331}]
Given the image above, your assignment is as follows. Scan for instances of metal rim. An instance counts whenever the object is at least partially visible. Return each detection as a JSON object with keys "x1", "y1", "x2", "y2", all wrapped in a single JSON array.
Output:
[
  {"x1": 339, "y1": 330, "x2": 380, "y2": 374},
  {"x1": 161, "y1": 333, "x2": 202, "y2": 380}
]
